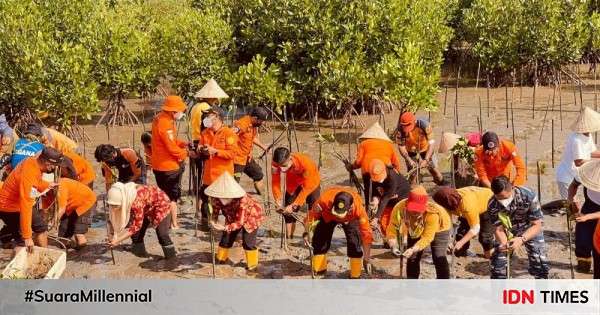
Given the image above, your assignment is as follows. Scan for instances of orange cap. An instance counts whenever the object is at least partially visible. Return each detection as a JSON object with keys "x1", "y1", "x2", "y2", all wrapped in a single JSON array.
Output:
[
  {"x1": 369, "y1": 159, "x2": 387, "y2": 183},
  {"x1": 406, "y1": 185, "x2": 428, "y2": 213},
  {"x1": 161, "y1": 95, "x2": 186, "y2": 112},
  {"x1": 399, "y1": 112, "x2": 416, "y2": 133}
]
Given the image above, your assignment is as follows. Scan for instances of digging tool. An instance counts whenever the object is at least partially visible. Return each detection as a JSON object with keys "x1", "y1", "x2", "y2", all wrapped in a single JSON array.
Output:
[
  {"x1": 103, "y1": 196, "x2": 116, "y2": 265},
  {"x1": 207, "y1": 198, "x2": 216, "y2": 279}
]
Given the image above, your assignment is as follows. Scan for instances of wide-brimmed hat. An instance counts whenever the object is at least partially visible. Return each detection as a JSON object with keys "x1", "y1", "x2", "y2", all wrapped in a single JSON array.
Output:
[
  {"x1": 438, "y1": 132, "x2": 461, "y2": 153},
  {"x1": 406, "y1": 185, "x2": 428, "y2": 214},
  {"x1": 204, "y1": 172, "x2": 246, "y2": 199},
  {"x1": 359, "y1": 122, "x2": 392, "y2": 142},
  {"x1": 570, "y1": 106, "x2": 600, "y2": 133},
  {"x1": 194, "y1": 79, "x2": 229, "y2": 99},
  {"x1": 161, "y1": 95, "x2": 186, "y2": 112},
  {"x1": 577, "y1": 160, "x2": 600, "y2": 191}
]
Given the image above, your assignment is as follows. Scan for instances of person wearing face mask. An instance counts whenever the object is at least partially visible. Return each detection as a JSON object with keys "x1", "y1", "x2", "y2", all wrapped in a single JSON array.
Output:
[
  {"x1": 94, "y1": 144, "x2": 146, "y2": 191},
  {"x1": 151, "y1": 95, "x2": 190, "y2": 229},
  {"x1": 198, "y1": 107, "x2": 238, "y2": 230},
  {"x1": 105, "y1": 182, "x2": 176, "y2": 259},
  {"x1": 304, "y1": 186, "x2": 372, "y2": 278},
  {"x1": 0, "y1": 147, "x2": 61, "y2": 252},
  {"x1": 474, "y1": 131, "x2": 526, "y2": 189},
  {"x1": 204, "y1": 172, "x2": 265, "y2": 272},
  {"x1": 386, "y1": 185, "x2": 452, "y2": 279},
  {"x1": 487, "y1": 175, "x2": 549, "y2": 279},
  {"x1": 232, "y1": 107, "x2": 270, "y2": 195},
  {"x1": 432, "y1": 186, "x2": 495, "y2": 259},
  {"x1": 271, "y1": 147, "x2": 321, "y2": 240}
]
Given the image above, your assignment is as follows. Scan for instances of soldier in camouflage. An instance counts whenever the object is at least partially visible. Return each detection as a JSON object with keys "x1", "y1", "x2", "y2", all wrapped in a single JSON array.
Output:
[{"x1": 487, "y1": 176, "x2": 549, "y2": 279}]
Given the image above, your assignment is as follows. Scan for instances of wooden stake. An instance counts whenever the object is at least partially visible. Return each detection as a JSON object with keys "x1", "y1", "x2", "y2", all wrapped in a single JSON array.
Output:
[
  {"x1": 533, "y1": 61, "x2": 537, "y2": 119},
  {"x1": 524, "y1": 134, "x2": 528, "y2": 181},
  {"x1": 454, "y1": 63, "x2": 461, "y2": 128},
  {"x1": 505, "y1": 85, "x2": 509, "y2": 129},
  {"x1": 539, "y1": 96, "x2": 552, "y2": 141},
  {"x1": 476, "y1": 62, "x2": 483, "y2": 129},
  {"x1": 536, "y1": 161, "x2": 542, "y2": 203},
  {"x1": 486, "y1": 72, "x2": 491, "y2": 118},
  {"x1": 551, "y1": 119, "x2": 555, "y2": 168},
  {"x1": 559, "y1": 71, "x2": 563, "y2": 131},
  {"x1": 511, "y1": 71, "x2": 516, "y2": 143},
  {"x1": 595, "y1": 64, "x2": 598, "y2": 143}
]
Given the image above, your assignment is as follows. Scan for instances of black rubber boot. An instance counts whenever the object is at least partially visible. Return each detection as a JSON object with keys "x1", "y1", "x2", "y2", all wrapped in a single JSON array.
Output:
[
  {"x1": 162, "y1": 245, "x2": 177, "y2": 259},
  {"x1": 131, "y1": 242, "x2": 149, "y2": 258},
  {"x1": 576, "y1": 259, "x2": 592, "y2": 273}
]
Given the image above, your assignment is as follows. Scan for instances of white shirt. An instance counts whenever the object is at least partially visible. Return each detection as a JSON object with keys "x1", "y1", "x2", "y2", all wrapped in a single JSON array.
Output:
[{"x1": 556, "y1": 132, "x2": 597, "y2": 184}]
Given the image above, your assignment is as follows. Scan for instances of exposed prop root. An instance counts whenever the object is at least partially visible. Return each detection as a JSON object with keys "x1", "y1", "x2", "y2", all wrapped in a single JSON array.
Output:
[{"x1": 96, "y1": 96, "x2": 140, "y2": 127}]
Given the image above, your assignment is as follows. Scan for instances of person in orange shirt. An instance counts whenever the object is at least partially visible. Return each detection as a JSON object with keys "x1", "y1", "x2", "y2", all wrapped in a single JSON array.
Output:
[
  {"x1": 42, "y1": 177, "x2": 96, "y2": 249},
  {"x1": 41, "y1": 127, "x2": 78, "y2": 154},
  {"x1": 304, "y1": 186, "x2": 372, "y2": 278},
  {"x1": 94, "y1": 144, "x2": 146, "y2": 191},
  {"x1": 151, "y1": 95, "x2": 190, "y2": 229},
  {"x1": 474, "y1": 131, "x2": 526, "y2": 188},
  {"x1": 233, "y1": 107, "x2": 270, "y2": 195},
  {"x1": 272, "y1": 147, "x2": 321, "y2": 239},
  {"x1": 198, "y1": 107, "x2": 238, "y2": 230},
  {"x1": 0, "y1": 148, "x2": 62, "y2": 252},
  {"x1": 395, "y1": 112, "x2": 445, "y2": 185},
  {"x1": 62, "y1": 150, "x2": 95, "y2": 186}
]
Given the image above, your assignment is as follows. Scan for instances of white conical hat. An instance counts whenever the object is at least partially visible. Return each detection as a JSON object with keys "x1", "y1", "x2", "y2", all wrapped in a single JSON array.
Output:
[
  {"x1": 438, "y1": 132, "x2": 461, "y2": 153},
  {"x1": 577, "y1": 160, "x2": 600, "y2": 192},
  {"x1": 570, "y1": 106, "x2": 600, "y2": 133},
  {"x1": 204, "y1": 172, "x2": 246, "y2": 198},
  {"x1": 194, "y1": 79, "x2": 229, "y2": 99},
  {"x1": 358, "y1": 122, "x2": 392, "y2": 142}
]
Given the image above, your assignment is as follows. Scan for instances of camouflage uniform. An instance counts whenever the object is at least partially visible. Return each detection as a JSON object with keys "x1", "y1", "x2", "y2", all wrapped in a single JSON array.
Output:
[{"x1": 488, "y1": 186, "x2": 549, "y2": 279}]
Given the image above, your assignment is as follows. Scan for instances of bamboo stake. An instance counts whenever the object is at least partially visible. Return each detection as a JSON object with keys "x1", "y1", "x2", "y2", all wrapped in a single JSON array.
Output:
[
  {"x1": 443, "y1": 75, "x2": 449, "y2": 115},
  {"x1": 524, "y1": 134, "x2": 528, "y2": 181},
  {"x1": 595, "y1": 64, "x2": 598, "y2": 143},
  {"x1": 551, "y1": 119, "x2": 555, "y2": 168},
  {"x1": 476, "y1": 62, "x2": 483, "y2": 129},
  {"x1": 533, "y1": 61, "x2": 537, "y2": 119},
  {"x1": 510, "y1": 71, "x2": 515, "y2": 143},
  {"x1": 486, "y1": 72, "x2": 491, "y2": 118},
  {"x1": 536, "y1": 161, "x2": 542, "y2": 203},
  {"x1": 505, "y1": 85, "x2": 509, "y2": 129},
  {"x1": 579, "y1": 84, "x2": 583, "y2": 111},
  {"x1": 539, "y1": 96, "x2": 552, "y2": 141},
  {"x1": 454, "y1": 63, "x2": 461, "y2": 129}
]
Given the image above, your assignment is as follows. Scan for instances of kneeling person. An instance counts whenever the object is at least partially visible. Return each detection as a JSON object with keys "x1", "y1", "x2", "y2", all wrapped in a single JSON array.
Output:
[
  {"x1": 305, "y1": 186, "x2": 372, "y2": 279},
  {"x1": 204, "y1": 172, "x2": 265, "y2": 271}
]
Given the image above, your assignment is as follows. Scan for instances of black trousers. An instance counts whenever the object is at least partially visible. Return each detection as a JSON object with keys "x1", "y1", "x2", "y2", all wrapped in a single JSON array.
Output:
[
  {"x1": 0, "y1": 207, "x2": 47, "y2": 245},
  {"x1": 576, "y1": 189, "x2": 600, "y2": 259},
  {"x1": 407, "y1": 230, "x2": 450, "y2": 279},
  {"x1": 153, "y1": 166, "x2": 184, "y2": 202},
  {"x1": 219, "y1": 227, "x2": 257, "y2": 250},
  {"x1": 454, "y1": 212, "x2": 494, "y2": 256},
  {"x1": 312, "y1": 220, "x2": 363, "y2": 258},
  {"x1": 234, "y1": 159, "x2": 263, "y2": 182},
  {"x1": 282, "y1": 186, "x2": 320, "y2": 224},
  {"x1": 130, "y1": 214, "x2": 173, "y2": 247},
  {"x1": 58, "y1": 211, "x2": 91, "y2": 238}
]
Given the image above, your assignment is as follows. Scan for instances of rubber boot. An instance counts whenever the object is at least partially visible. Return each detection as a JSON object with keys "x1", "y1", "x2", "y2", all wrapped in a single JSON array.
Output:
[
  {"x1": 253, "y1": 180, "x2": 264, "y2": 196},
  {"x1": 245, "y1": 249, "x2": 259, "y2": 271},
  {"x1": 162, "y1": 244, "x2": 177, "y2": 259},
  {"x1": 312, "y1": 254, "x2": 327, "y2": 275},
  {"x1": 349, "y1": 258, "x2": 362, "y2": 279},
  {"x1": 576, "y1": 258, "x2": 592, "y2": 273},
  {"x1": 216, "y1": 246, "x2": 229, "y2": 264},
  {"x1": 131, "y1": 242, "x2": 149, "y2": 258}
]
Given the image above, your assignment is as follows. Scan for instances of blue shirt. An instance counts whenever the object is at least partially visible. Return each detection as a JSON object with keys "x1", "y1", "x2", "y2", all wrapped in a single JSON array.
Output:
[{"x1": 11, "y1": 139, "x2": 43, "y2": 168}]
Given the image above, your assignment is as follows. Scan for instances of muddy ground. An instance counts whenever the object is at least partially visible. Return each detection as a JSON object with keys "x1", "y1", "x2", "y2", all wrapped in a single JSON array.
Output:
[{"x1": 1, "y1": 69, "x2": 598, "y2": 280}]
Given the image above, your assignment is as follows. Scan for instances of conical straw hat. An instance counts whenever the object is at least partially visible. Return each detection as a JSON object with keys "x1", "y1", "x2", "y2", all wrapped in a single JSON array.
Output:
[
  {"x1": 570, "y1": 106, "x2": 600, "y2": 133},
  {"x1": 194, "y1": 79, "x2": 229, "y2": 99},
  {"x1": 358, "y1": 122, "x2": 392, "y2": 142},
  {"x1": 577, "y1": 160, "x2": 600, "y2": 192},
  {"x1": 438, "y1": 132, "x2": 461, "y2": 153},
  {"x1": 204, "y1": 172, "x2": 246, "y2": 198}
]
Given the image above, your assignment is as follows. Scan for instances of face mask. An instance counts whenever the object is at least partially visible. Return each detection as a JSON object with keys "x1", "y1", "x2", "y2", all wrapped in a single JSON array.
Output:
[
  {"x1": 174, "y1": 112, "x2": 185, "y2": 120},
  {"x1": 203, "y1": 117, "x2": 213, "y2": 128},
  {"x1": 498, "y1": 196, "x2": 514, "y2": 208},
  {"x1": 219, "y1": 198, "x2": 233, "y2": 205}
]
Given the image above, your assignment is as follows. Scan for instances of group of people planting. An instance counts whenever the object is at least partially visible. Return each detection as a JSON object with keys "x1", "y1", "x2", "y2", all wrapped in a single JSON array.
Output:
[{"x1": 0, "y1": 78, "x2": 599, "y2": 279}]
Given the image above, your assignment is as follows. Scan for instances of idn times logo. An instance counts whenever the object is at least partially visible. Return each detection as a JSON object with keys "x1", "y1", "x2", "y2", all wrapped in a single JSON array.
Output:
[{"x1": 502, "y1": 290, "x2": 590, "y2": 305}]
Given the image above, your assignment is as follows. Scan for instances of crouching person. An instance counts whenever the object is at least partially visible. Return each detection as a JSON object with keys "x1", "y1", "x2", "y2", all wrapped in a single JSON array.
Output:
[
  {"x1": 386, "y1": 185, "x2": 452, "y2": 279},
  {"x1": 204, "y1": 172, "x2": 264, "y2": 272},
  {"x1": 488, "y1": 176, "x2": 549, "y2": 279},
  {"x1": 106, "y1": 182, "x2": 175, "y2": 259},
  {"x1": 304, "y1": 186, "x2": 372, "y2": 279}
]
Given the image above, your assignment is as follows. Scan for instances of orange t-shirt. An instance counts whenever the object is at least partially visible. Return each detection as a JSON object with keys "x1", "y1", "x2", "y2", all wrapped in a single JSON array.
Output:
[
  {"x1": 354, "y1": 138, "x2": 402, "y2": 174},
  {"x1": 63, "y1": 151, "x2": 95, "y2": 185},
  {"x1": 45, "y1": 128, "x2": 78, "y2": 154},
  {"x1": 200, "y1": 126, "x2": 238, "y2": 185},
  {"x1": 272, "y1": 153, "x2": 320, "y2": 206},
  {"x1": 151, "y1": 112, "x2": 188, "y2": 171},
  {"x1": 396, "y1": 124, "x2": 433, "y2": 153},
  {"x1": 0, "y1": 157, "x2": 50, "y2": 239},
  {"x1": 474, "y1": 139, "x2": 526, "y2": 185},
  {"x1": 233, "y1": 115, "x2": 257, "y2": 165},
  {"x1": 56, "y1": 178, "x2": 96, "y2": 216},
  {"x1": 305, "y1": 186, "x2": 372, "y2": 245}
]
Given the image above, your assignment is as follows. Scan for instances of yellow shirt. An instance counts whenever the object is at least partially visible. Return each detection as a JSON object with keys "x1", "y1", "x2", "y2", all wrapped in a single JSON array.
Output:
[
  {"x1": 386, "y1": 199, "x2": 451, "y2": 250},
  {"x1": 455, "y1": 186, "x2": 493, "y2": 228},
  {"x1": 189, "y1": 102, "x2": 211, "y2": 141}
]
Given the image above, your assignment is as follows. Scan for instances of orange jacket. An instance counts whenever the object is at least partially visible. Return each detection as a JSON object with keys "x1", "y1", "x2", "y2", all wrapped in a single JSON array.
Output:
[
  {"x1": 354, "y1": 138, "x2": 402, "y2": 174},
  {"x1": 151, "y1": 112, "x2": 188, "y2": 171},
  {"x1": 305, "y1": 186, "x2": 372, "y2": 245},
  {"x1": 44, "y1": 128, "x2": 78, "y2": 154},
  {"x1": 233, "y1": 115, "x2": 257, "y2": 165},
  {"x1": 272, "y1": 153, "x2": 320, "y2": 206},
  {"x1": 0, "y1": 157, "x2": 50, "y2": 239},
  {"x1": 200, "y1": 126, "x2": 238, "y2": 185},
  {"x1": 63, "y1": 151, "x2": 95, "y2": 185},
  {"x1": 474, "y1": 139, "x2": 526, "y2": 185}
]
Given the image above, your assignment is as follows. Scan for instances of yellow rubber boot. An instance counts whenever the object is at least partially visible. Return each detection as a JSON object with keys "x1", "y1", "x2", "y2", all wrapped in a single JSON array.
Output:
[
  {"x1": 245, "y1": 249, "x2": 259, "y2": 271},
  {"x1": 349, "y1": 258, "x2": 362, "y2": 279},
  {"x1": 312, "y1": 254, "x2": 327, "y2": 274},
  {"x1": 216, "y1": 247, "x2": 229, "y2": 263}
]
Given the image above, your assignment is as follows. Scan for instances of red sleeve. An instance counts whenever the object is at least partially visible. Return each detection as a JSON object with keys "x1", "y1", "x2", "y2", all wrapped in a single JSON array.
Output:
[{"x1": 127, "y1": 197, "x2": 145, "y2": 235}]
